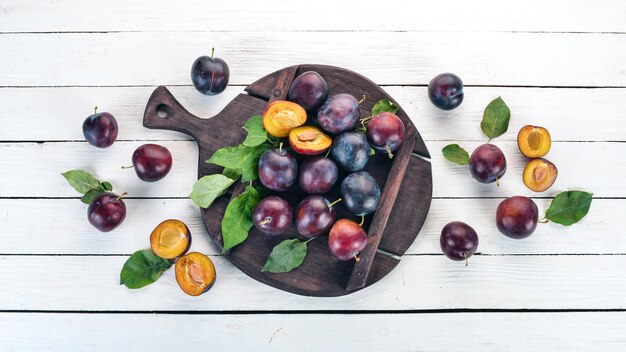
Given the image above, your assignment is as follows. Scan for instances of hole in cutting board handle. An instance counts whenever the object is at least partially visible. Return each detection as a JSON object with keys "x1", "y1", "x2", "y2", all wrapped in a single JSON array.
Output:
[{"x1": 156, "y1": 104, "x2": 169, "y2": 118}]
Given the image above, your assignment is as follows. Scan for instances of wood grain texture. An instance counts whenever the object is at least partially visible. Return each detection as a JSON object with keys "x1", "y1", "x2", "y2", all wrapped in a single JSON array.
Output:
[
  {"x1": 2, "y1": 0, "x2": 625, "y2": 33},
  {"x1": 3, "y1": 86, "x2": 626, "y2": 142},
  {"x1": 142, "y1": 65, "x2": 432, "y2": 296},
  {"x1": 1, "y1": 312, "x2": 625, "y2": 352},
  {"x1": 1, "y1": 141, "x2": 619, "y2": 197},
  {"x1": 1, "y1": 32, "x2": 625, "y2": 87},
  {"x1": 1, "y1": 255, "x2": 626, "y2": 310}
]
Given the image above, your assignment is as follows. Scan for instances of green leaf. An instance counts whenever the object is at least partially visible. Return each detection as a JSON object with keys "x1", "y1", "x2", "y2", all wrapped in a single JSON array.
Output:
[
  {"x1": 442, "y1": 144, "x2": 470, "y2": 165},
  {"x1": 101, "y1": 182, "x2": 113, "y2": 191},
  {"x1": 370, "y1": 147, "x2": 376, "y2": 156},
  {"x1": 221, "y1": 186, "x2": 260, "y2": 252},
  {"x1": 241, "y1": 144, "x2": 272, "y2": 182},
  {"x1": 80, "y1": 189, "x2": 104, "y2": 204},
  {"x1": 371, "y1": 98, "x2": 399, "y2": 116},
  {"x1": 120, "y1": 250, "x2": 172, "y2": 289},
  {"x1": 61, "y1": 170, "x2": 102, "y2": 194},
  {"x1": 206, "y1": 145, "x2": 249, "y2": 170},
  {"x1": 545, "y1": 191, "x2": 593, "y2": 226},
  {"x1": 242, "y1": 115, "x2": 268, "y2": 147},
  {"x1": 222, "y1": 167, "x2": 242, "y2": 180},
  {"x1": 189, "y1": 174, "x2": 236, "y2": 208},
  {"x1": 481, "y1": 96, "x2": 511, "y2": 140},
  {"x1": 262, "y1": 238, "x2": 309, "y2": 273}
]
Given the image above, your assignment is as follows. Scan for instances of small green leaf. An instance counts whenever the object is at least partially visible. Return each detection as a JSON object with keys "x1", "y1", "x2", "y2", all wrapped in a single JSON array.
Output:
[
  {"x1": 81, "y1": 189, "x2": 104, "y2": 204},
  {"x1": 61, "y1": 170, "x2": 102, "y2": 194},
  {"x1": 371, "y1": 98, "x2": 399, "y2": 116},
  {"x1": 120, "y1": 250, "x2": 172, "y2": 289},
  {"x1": 481, "y1": 96, "x2": 511, "y2": 140},
  {"x1": 262, "y1": 238, "x2": 309, "y2": 273},
  {"x1": 545, "y1": 191, "x2": 593, "y2": 226},
  {"x1": 101, "y1": 182, "x2": 113, "y2": 191},
  {"x1": 241, "y1": 144, "x2": 272, "y2": 182},
  {"x1": 189, "y1": 174, "x2": 236, "y2": 208},
  {"x1": 206, "y1": 145, "x2": 249, "y2": 170},
  {"x1": 242, "y1": 115, "x2": 267, "y2": 147},
  {"x1": 356, "y1": 127, "x2": 366, "y2": 134},
  {"x1": 221, "y1": 186, "x2": 260, "y2": 252},
  {"x1": 222, "y1": 167, "x2": 242, "y2": 180},
  {"x1": 370, "y1": 147, "x2": 376, "y2": 156},
  {"x1": 442, "y1": 144, "x2": 470, "y2": 165}
]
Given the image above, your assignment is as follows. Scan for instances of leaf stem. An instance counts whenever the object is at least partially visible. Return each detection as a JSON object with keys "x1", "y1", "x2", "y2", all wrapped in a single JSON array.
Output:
[{"x1": 538, "y1": 217, "x2": 549, "y2": 224}]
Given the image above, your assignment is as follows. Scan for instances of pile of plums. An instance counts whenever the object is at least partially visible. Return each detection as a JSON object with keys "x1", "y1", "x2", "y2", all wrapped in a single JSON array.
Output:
[
  {"x1": 251, "y1": 71, "x2": 406, "y2": 261},
  {"x1": 81, "y1": 108, "x2": 173, "y2": 232},
  {"x1": 429, "y1": 73, "x2": 559, "y2": 264}
]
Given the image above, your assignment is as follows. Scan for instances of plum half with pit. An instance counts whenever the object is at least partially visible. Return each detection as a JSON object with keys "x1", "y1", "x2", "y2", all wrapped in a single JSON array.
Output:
[
  {"x1": 252, "y1": 196, "x2": 293, "y2": 236},
  {"x1": 366, "y1": 112, "x2": 405, "y2": 158},
  {"x1": 132, "y1": 144, "x2": 173, "y2": 182},
  {"x1": 317, "y1": 93, "x2": 361, "y2": 134},
  {"x1": 287, "y1": 71, "x2": 329, "y2": 111},
  {"x1": 175, "y1": 252, "x2": 216, "y2": 296},
  {"x1": 82, "y1": 108, "x2": 118, "y2": 148},
  {"x1": 87, "y1": 192, "x2": 126, "y2": 232},
  {"x1": 262, "y1": 100, "x2": 307, "y2": 138},
  {"x1": 469, "y1": 143, "x2": 507, "y2": 184},
  {"x1": 258, "y1": 147, "x2": 298, "y2": 191},
  {"x1": 295, "y1": 195, "x2": 337, "y2": 238},
  {"x1": 518, "y1": 125, "x2": 551, "y2": 158},
  {"x1": 331, "y1": 132, "x2": 371, "y2": 172},
  {"x1": 150, "y1": 219, "x2": 191, "y2": 260},
  {"x1": 440, "y1": 221, "x2": 478, "y2": 264},
  {"x1": 288, "y1": 126, "x2": 332, "y2": 156},
  {"x1": 496, "y1": 196, "x2": 539, "y2": 239},
  {"x1": 328, "y1": 219, "x2": 368, "y2": 261},
  {"x1": 298, "y1": 156, "x2": 338, "y2": 194},
  {"x1": 341, "y1": 171, "x2": 381, "y2": 216}
]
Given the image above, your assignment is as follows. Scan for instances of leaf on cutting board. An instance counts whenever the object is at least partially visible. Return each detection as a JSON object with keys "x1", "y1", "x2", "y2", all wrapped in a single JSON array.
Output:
[
  {"x1": 262, "y1": 238, "x2": 310, "y2": 273},
  {"x1": 221, "y1": 185, "x2": 260, "y2": 252}
]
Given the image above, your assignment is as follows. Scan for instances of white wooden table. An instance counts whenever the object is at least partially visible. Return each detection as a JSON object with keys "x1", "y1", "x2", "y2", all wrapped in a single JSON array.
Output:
[{"x1": 1, "y1": 1, "x2": 625, "y2": 350}]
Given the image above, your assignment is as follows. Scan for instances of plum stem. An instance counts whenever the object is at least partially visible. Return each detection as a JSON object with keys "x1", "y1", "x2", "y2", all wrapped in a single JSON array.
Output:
[
  {"x1": 279, "y1": 142, "x2": 283, "y2": 154},
  {"x1": 538, "y1": 218, "x2": 549, "y2": 224},
  {"x1": 115, "y1": 192, "x2": 127, "y2": 202},
  {"x1": 464, "y1": 252, "x2": 468, "y2": 267},
  {"x1": 354, "y1": 254, "x2": 360, "y2": 262},
  {"x1": 121, "y1": 165, "x2": 134, "y2": 169},
  {"x1": 94, "y1": 106, "x2": 98, "y2": 114},
  {"x1": 261, "y1": 218, "x2": 271, "y2": 225},
  {"x1": 304, "y1": 237, "x2": 316, "y2": 244},
  {"x1": 328, "y1": 198, "x2": 342, "y2": 208},
  {"x1": 211, "y1": 47, "x2": 215, "y2": 59},
  {"x1": 495, "y1": 177, "x2": 500, "y2": 187},
  {"x1": 324, "y1": 146, "x2": 332, "y2": 158},
  {"x1": 358, "y1": 95, "x2": 366, "y2": 104},
  {"x1": 359, "y1": 214, "x2": 365, "y2": 226},
  {"x1": 386, "y1": 144, "x2": 394, "y2": 159}
]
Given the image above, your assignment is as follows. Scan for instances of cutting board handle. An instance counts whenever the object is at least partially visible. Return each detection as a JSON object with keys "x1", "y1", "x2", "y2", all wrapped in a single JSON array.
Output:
[{"x1": 143, "y1": 86, "x2": 207, "y2": 141}]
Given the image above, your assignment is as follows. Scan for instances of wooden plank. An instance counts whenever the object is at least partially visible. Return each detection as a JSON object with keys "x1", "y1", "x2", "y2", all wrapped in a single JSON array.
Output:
[
  {"x1": 0, "y1": 141, "x2": 618, "y2": 197},
  {"x1": 0, "y1": 255, "x2": 625, "y2": 310},
  {"x1": 0, "y1": 198, "x2": 620, "y2": 256},
  {"x1": 1, "y1": 32, "x2": 625, "y2": 87},
  {"x1": 1, "y1": 312, "x2": 625, "y2": 351},
  {"x1": 2, "y1": 86, "x2": 626, "y2": 143},
  {"x1": 2, "y1": 0, "x2": 625, "y2": 33}
]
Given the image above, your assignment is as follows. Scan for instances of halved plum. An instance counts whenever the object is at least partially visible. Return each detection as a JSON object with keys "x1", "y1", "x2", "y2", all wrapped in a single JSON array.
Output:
[
  {"x1": 288, "y1": 126, "x2": 332, "y2": 155},
  {"x1": 517, "y1": 125, "x2": 551, "y2": 158},
  {"x1": 262, "y1": 100, "x2": 307, "y2": 138},
  {"x1": 175, "y1": 252, "x2": 216, "y2": 296},
  {"x1": 150, "y1": 219, "x2": 191, "y2": 260},
  {"x1": 523, "y1": 158, "x2": 558, "y2": 192}
]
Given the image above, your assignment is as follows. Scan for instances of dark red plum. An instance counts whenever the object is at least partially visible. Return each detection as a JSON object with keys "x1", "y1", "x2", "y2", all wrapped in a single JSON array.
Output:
[
  {"x1": 440, "y1": 221, "x2": 478, "y2": 263},
  {"x1": 258, "y1": 148, "x2": 298, "y2": 191},
  {"x1": 469, "y1": 144, "x2": 507, "y2": 184},
  {"x1": 252, "y1": 196, "x2": 293, "y2": 236},
  {"x1": 191, "y1": 50, "x2": 229, "y2": 95},
  {"x1": 295, "y1": 195, "x2": 337, "y2": 238},
  {"x1": 317, "y1": 93, "x2": 360, "y2": 134},
  {"x1": 287, "y1": 71, "x2": 328, "y2": 111},
  {"x1": 428, "y1": 73, "x2": 464, "y2": 110},
  {"x1": 82, "y1": 109, "x2": 118, "y2": 148},
  {"x1": 329, "y1": 219, "x2": 368, "y2": 261},
  {"x1": 366, "y1": 112, "x2": 405, "y2": 158},
  {"x1": 132, "y1": 144, "x2": 173, "y2": 182},
  {"x1": 496, "y1": 196, "x2": 539, "y2": 239},
  {"x1": 341, "y1": 171, "x2": 381, "y2": 216},
  {"x1": 298, "y1": 157, "x2": 338, "y2": 194},
  {"x1": 331, "y1": 132, "x2": 370, "y2": 172},
  {"x1": 88, "y1": 192, "x2": 126, "y2": 232}
]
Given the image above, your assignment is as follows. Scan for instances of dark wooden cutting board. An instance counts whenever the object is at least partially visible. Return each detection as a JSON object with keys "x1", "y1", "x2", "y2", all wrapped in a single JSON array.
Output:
[{"x1": 143, "y1": 64, "x2": 432, "y2": 297}]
